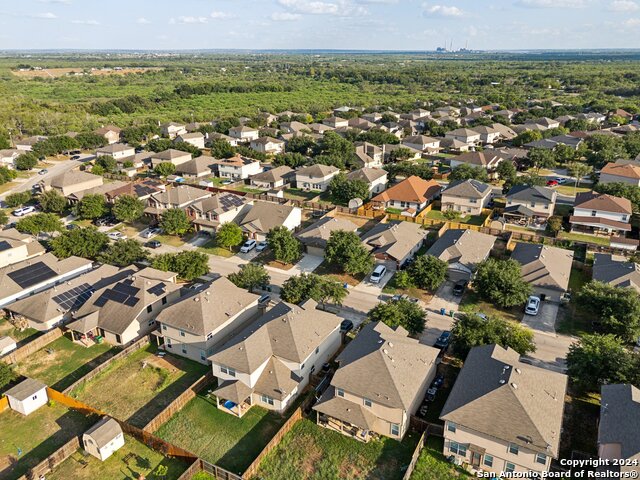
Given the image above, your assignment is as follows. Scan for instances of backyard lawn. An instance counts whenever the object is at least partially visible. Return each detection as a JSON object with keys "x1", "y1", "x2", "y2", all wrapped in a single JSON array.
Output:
[
  {"x1": 410, "y1": 437, "x2": 470, "y2": 480},
  {"x1": 558, "y1": 231, "x2": 610, "y2": 246},
  {"x1": 283, "y1": 188, "x2": 319, "y2": 202},
  {"x1": 47, "y1": 435, "x2": 188, "y2": 480},
  {"x1": 0, "y1": 403, "x2": 97, "y2": 480},
  {"x1": 0, "y1": 317, "x2": 38, "y2": 343},
  {"x1": 156, "y1": 390, "x2": 291, "y2": 475},
  {"x1": 424, "y1": 210, "x2": 486, "y2": 226},
  {"x1": 254, "y1": 418, "x2": 420, "y2": 480},
  {"x1": 14, "y1": 335, "x2": 117, "y2": 391},
  {"x1": 559, "y1": 390, "x2": 600, "y2": 459},
  {"x1": 556, "y1": 267, "x2": 593, "y2": 337},
  {"x1": 70, "y1": 345, "x2": 208, "y2": 427}
]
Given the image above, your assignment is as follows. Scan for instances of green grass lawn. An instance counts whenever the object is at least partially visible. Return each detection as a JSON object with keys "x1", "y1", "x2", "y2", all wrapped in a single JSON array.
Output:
[
  {"x1": 156, "y1": 391, "x2": 290, "y2": 475},
  {"x1": 410, "y1": 437, "x2": 470, "y2": 480},
  {"x1": 314, "y1": 260, "x2": 365, "y2": 286},
  {"x1": 255, "y1": 418, "x2": 420, "y2": 480},
  {"x1": 459, "y1": 289, "x2": 522, "y2": 323},
  {"x1": 0, "y1": 317, "x2": 39, "y2": 343},
  {"x1": 0, "y1": 404, "x2": 98, "y2": 480},
  {"x1": 14, "y1": 335, "x2": 117, "y2": 391},
  {"x1": 556, "y1": 267, "x2": 593, "y2": 337},
  {"x1": 155, "y1": 233, "x2": 196, "y2": 248},
  {"x1": 555, "y1": 182, "x2": 592, "y2": 197},
  {"x1": 197, "y1": 239, "x2": 237, "y2": 258},
  {"x1": 558, "y1": 231, "x2": 610, "y2": 246},
  {"x1": 424, "y1": 210, "x2": 486, "y2": 226},
  {"x1": 560, "y1": 389, "x2": 600, "y2": 458},
  {"x1": 0, "y1": 182, "x2": 18, "y2": 195},
  {"x1": 283, "y1": 188, "x2": 320, "y2": 202},
  {"x1": 71, "y1": 345, "x2": 209, "y2": 428},
  {"x1": 47, "y1": 435, "x2": 188, "y2": 480}
]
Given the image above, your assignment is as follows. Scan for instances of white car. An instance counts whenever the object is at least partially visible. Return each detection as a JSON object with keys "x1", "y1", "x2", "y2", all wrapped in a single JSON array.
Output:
[
  {"x1": 107, "y1": 232, "x2": 127, "y2": 241},
  {"x1": 12, "y1": 206, "x2": 36, "y2": 217},
  {"x1": 141, "y1": 227, "x2": 161, "y2": 239},
  {"x1": 555, "y1": 177, "x2": 567, "y2": 184},
  {"x1": 525, "y1": 296, "x2": 541, "y2": 315},
  {"x1": 256, "y1": 241, "x2": 268, "y2": 252},
  {"x1": 240, "y1": 239, "x2": 257, "y2": 253},
  {"x1": 370, "y1": 265, "x2": 387, "y2": 284}
]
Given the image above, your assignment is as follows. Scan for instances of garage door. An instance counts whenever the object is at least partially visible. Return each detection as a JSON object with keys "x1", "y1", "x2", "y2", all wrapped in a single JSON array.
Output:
[{"x1": 307, "y1": 246, "x2": 325, "y2": 257}]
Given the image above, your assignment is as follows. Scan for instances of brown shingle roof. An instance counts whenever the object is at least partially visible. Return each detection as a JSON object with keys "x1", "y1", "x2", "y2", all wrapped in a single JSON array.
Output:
[
  {"x1": 601, "y1": 162, "x2": 640, "y2": 180},
  {"x1": 574, "y1": 191, "x2": 632, "y2": 214}
]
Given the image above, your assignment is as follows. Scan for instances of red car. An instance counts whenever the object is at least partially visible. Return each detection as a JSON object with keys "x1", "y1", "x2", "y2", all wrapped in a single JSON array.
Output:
[{"x1": 546, "y1": 180, "x2": 559, "y2": 187}]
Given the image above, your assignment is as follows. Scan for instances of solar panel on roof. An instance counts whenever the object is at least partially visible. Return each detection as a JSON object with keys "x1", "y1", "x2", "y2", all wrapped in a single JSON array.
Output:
[
  {"x1": 124, "y1": 297, "x2": 139, "y2": 307},
  {"x1": 7, "y1": 262, "x2": 58, "y2": 289},
  {"x1": 0, "y1": 241, "x2": 12, "y2": 252},
  {"x1": 112, "y1": 282, "x2": 139, "y2": 296},
  {"x1": 146, "y1": 283, "x2": 166, "y2": 296},
  {"x1": 52, "y1": 283, "x2": 95, "y2": 311},
  {"x1": 107, "y1": 290, "x2": 129, "y2": 304},
  {"x1": 93, "y1": 294, "x2": 109, "y2": 308}
]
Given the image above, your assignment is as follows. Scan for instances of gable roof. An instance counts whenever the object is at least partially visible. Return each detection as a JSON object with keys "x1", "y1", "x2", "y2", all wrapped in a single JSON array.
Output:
[
  {"x1": 347, "y1": 167, "x2": 387, "y2": 184},
  {"x1": 49, "y1": 170, "x2": 102, "y2": 190},
  {"x1": 453, "y1": 151, "x2": 504, "y2": 167},
  {"x1": 296, "y1": 164, "x2": 340, "y2": 178},
  {"x1": 96, "y1": 143, "x2": 134, "y2": 154},
  {"x1": 574, "y1": 191, "x2": 632, "y2": 214},
  {"x1": 189, "y1": 192, "x2": 249, "y2": 216},
  {"x1": 5, "y1": 377, "x2": 47, "y2": 401},
  {"x1": 599, "y1": 384, "x2": 640, "y2": 460},
  {"x1": 601, "y1": 162, "x2": 640, "y2": 180},
  {"x1": 592, "y1": 253, "x2": 640, "y2": 292},
  {"x1": 361, "y1": 221, "x2": 428, "y2": 262},
  {"x1": 442, "y1": 179, "x2": 492, "y2": 199},
  {"x1": 84, "y1": 417, "x2": 123, "y2": 449},
  {"x1": 152, "y1": 149, "x2": 192, "y2": 161},
  {"x1": 441, "y1": 344, "x2": 567, "y2": 457},
  {"x1": 507, "y1": 185, "x2": 556, "y2": 203},
  {"x1": 296, "y1": 217, "x2": 359, "y2": 248},
  {"x1": 239, "y1": 201, "x2": 298, "y2": 235},
  {"x1": 151, "y1": 185, "x2": 211, "y2": 206},
  {"x1": 175, "y1": 156, "x2": 215, "y2": 175},
  {"x1": 372, "y1": 176, "x2": 441, "y2": 204},
  {"x1": 250, "y1": 166, "x2": 294, "y2": 183},
  {"x1": 427, "y1": 229, "x2": 496, "y2": 271},
  {"x1": 511, "y1": 243, "x2": 574, "y2": 292}
]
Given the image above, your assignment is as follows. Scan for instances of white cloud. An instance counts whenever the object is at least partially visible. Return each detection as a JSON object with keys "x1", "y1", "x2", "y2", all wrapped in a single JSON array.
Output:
[
  {"x1": 38, "y1": 0, "x2": 71, "y2": 4},
  {"x1": 611, "y1": 0, "x2": 639, "y2": 11},
  {"x1": 136, "y1": 17, "x2": 151, "y2": 24},
  {"x1": 71, "y1": 19, "x2": 99, "y2": 25},
  {"x1": 211, "y1": 11, "x2": 234, "y2": 19},
  {"x1": 423, "y1": 4, "x2": 465, "y2": 16},
  {"x1": 623, "y1": 16, "x2": 640, "y2": 25},
  {"x1": 515, "y1": 0, "x2": 586, "y2": 8},
  {"x1": 172, "y1": 16, "x2": 209, "y2": 24},
  {"x1": 32, "y1": 12, "x2": 58, "y2": 19},
  {"x1": 277, "y1": 0, "x2": 367, "y2": 16},
  {"x1": 271, "y1": 12, "x2": 303, "y2": 21}
]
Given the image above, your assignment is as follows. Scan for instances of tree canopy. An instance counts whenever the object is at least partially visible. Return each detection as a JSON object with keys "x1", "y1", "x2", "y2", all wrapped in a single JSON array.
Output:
[
  {"x1": 267, "y1": 226, "x2": 301, "y2": 264},
  {"x1": 15, "y1": 213, "x2": 63, "y2": 235},
  {"x1": 324, "y1": 230, "x2": 374, "y2": 276},
  {"x1": 228, "y1": 263, "x2": 270, "y2": 293},
  {"x1": 474, "y1": 258, "x2": 532, "y2": 308},
  {"x1": 39, "y1": 189, "x2": 67, "y2": 213},
  {"x1": 151, "y1": 251, "x2": 209, "y2": 281},
  {"x1": 98, "y1": 239, "x2": 148, "y2": 267},
  {"x1": 76, "y1": 194, "x2": 109, "y2": 220},
  {"x1": 451, "y1": 313, "x2": 536, "y2": 357},
  {"x1": 160, "y1": 208, "x2": 191, "y2": 235},
  {"x1": 112, "y1": 195, "x2": 145, "y2": 223},
  {"x1": 50, "y1": 227, "x2": 109, "y2": 260},
  {"x1": 407, "y1": 255, "x2": 448, "y2": 291},
  {"x1": 280, "y1": 273, "x2": 348, "y2": 306},
  {"x1": 216, "y1": 222, "x2": 244, "y2": 250},
  {"x1": 367, "y1": 298, "x2": 426, "y2": 337}
]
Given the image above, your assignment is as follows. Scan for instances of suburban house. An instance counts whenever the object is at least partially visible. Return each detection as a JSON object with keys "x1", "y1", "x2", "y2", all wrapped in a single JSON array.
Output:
[
  {"x1": 174, "y1": 156, "x2": 215, "y2": 179},
  {"x1": 210, "y1": 299, "x2": 342, "y2": 417},
  {"x1": 0, "y1": 253, "x2": 93, "y2": 308},
  {"x1": 441, "y1": 138, "x2": 471, "y2": 153},
  {"x1": 5, "y1": 378, "x2": 49, "y2": 416},
  {"x1": 347, "y1": 168, "x2": 388, "y2": 195},
  {"x1": 592, "y1": 253, "x2": 640, "y2": 292},
  {"x1": 295, "y1": 164, "x2": 340, "y2": 192},
  {"x1": 14, "y1": 136, "x2": 46, "y2": 151},
  {"x1": 361, "y1": 221, "x2": 428, "y2": 268},
  {"x1": 371, "y1": 175, "x2": 441, "y2": 217},
  {"x1": 0, "y1": 228, "x2": 46, "y2": 268},
  {"x1": 0, "y1": 336, "x2": 16, "y2": 356},
  {"x1": 526, "y1": 117, "x2": 560, "y2": 130},
  {"x1": 103, "y1": 179, "x2": 165, "y2": 204},
  {"x1": 598, "y1": 384, "x2": 640, "y2": 476},
  {"x1": 441, "y1": 179, "x2": 492, "y2": 216},
  {"x1": 161, "y1": 122, "x2": 187, "y2": 139},
  {"x1": 209, "y1": 132, "x2": 239, "y2": 147},
  {"x1": 322, "y1": 116, "x2": 349, "y2": 129},
  {"x1": 94, "y1": 126, "x2": 121, "y2": 144},
  {"x1": 511, "y1": 243, "x2": 574, "y2": 301},
  {"x1": 188, "y1": 192, "x2": 252, "y2": 234},
  {"x1": 314, "y1": 322, "x2": 439, "y2": 442},
  {"x1": 445, "y1": 128, "x2": 481, "y2": 146},
  {"x1": 228, "y1": 126, "x2": 259, "y2": 142},
  {"x1": 249, "y1": 166, "x2": 294, "y2": 189},
  {"x1": 570, "y1": 191, "x2": 632, "y2": 237},
  {"x1": 279, "y1": 121, "x2": 309, "y2": 135},
  {"x1": 43, "y1": 170, "x2": 104, "y2": 197},
  {"x1": 95, "y1": 143, "x2": 135, "y2": 160},
  {"x1": 449, "y1": 151, "x2": 504, "y2": 174},
  {"x1": 67, "y1": 268, "x2": 181, "y2": 346},
  {"x1": 354, "y1": 142, "x2": 384, "y2": 168},
  {"x1": 473, "y1": 125, "x2": 502, "y2": 144},
  {"x1": 491, "y1": 123, "x2": 518, "y2": 141},
  {"x1": 213, "y1": 155, "x2": 262, "y2": 180},
  {"x1": 156, "y1": 277, "x2": 260, "y2": 364},
  {"x1": 0, "y1": 149, "x2": 21, "y2": 169},
  {"x1": 296, "y1": 217, "x2": 359, "y2": 257},
  {"x1": 401, "y1": 135, "x2": 441, "y2": 153},
  {"x1": 441, "y1": 345, "x2": 567, "y2": 473},
  {"x1": 83, "y1": 417, "x2": 125, "y2": 462},
  {"x1": 250, "y1": 136, "x2": 285, "y2": 155},
  {"x1": 66, "y1": 180, "x2": 129, "y2": 203},
  {"x1": 146, "y1": 185, "x2": 212, "y2": 218},
  {"x1": 149, "y1": 149, "x2": 192, "y2": 168},
  {"x1": 504, "y1": 186, "x2": 557, "y2": 228},
  {"x1": 427, "y1": 229, "x2": 496, "y2": 282},
  {"x1": 175, "y1": 132, "x2": 205, "y2": 149},
  {"x1": 599, "y1": 161, "x2": 640, "y2": 186},
  {"x1": 239, "y1": 201, "x2": 302, "y2": 241}
]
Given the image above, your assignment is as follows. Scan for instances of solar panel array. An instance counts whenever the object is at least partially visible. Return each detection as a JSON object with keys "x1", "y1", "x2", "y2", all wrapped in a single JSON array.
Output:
[
  {"x1": 7, "y1": 262, "x2": 58, "y2": 289},
  {"x1": 219, "y1": 193, "x2": 246, "y2": 212},
  {"x1": 52, "y1": 283, "x2": 95, "y2": 311},
  {"x1": 147, "y1": 282, "x2": 166, "y2": 296},
  {"x1": 93, "y1": 280, "x2": 141, "y2": 308},
  {"x1": 0, "y1": 241, "x2": 12, "y2": 252}
]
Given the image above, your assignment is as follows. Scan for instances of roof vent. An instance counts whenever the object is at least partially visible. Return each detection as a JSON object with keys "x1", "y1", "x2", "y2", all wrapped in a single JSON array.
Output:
[
  {"x1": 388, "y1": 342, "x2": 394, "y2": 348},
  {"x1": 515, "y1": 368, "x2": 521, "y2": 374},
  {"x1": 194, "y1": 297, "x2": 200, "y2": 302},
  {"x1": 383, "y1": 349, "x2": 388, "y2": 354},
  {"x1": 511, "y1": 383, "x2": 518, "y2": 389}
]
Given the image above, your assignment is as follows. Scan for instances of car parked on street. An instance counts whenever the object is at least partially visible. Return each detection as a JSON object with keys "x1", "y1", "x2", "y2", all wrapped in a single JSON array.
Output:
[
  {"x1": 142, "y1": 227, "x2": 161, "y2": 239},
  {"x1": 38, "y1": 169, "x2": 48, "y2": 175},
  {"x1": 12, "y1": 206, "x2": 36, "y2": 217},
  {"x1": 546, "y1": 180, "x2": 558, "y2": 187},
  {"x1": 145, "y1": 240, "x2": 161, "y2": 249},
  {"x1": 107, "y1": 231, "x2": 126, "y2": 241}
]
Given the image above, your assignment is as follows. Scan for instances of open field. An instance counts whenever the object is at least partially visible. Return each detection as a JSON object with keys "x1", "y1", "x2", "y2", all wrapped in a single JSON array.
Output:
[
  {"x1": 254, "y1": 418, "x2": 419, "y2": 480},
  {"x1": 156, "y1": 390, "x2": 292, "y2": 475},
  {"x1": 70, "y1": 345, "x2": 208, "y2": 427},
  {"x1": 47, "y1": 434, "x2": 187, "y2": 480},
  {"x1": 14, "y1": 335, "x2": 117, "y2": 391},
  {"x1": 0, "y1": 403, "x2": 97, "y2": 480}
]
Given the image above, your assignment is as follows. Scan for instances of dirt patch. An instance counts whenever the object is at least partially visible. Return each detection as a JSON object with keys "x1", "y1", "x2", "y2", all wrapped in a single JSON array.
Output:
[{"x1": 144, "y1": 354, "x2": 182, "y2": 373}]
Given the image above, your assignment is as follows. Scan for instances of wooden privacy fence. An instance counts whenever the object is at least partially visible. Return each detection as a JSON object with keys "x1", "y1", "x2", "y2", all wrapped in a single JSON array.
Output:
[
  {"x1": 402, "y1": 430, "x2": 428, "y2": 480},
  {"x1": 177, "y1": 459, "x2": 205, "y2": 480},
  {"x1": 15, "y1": 437, "x2": 81, "y2": 480},
  {"x1": 2, "y1": 328, "x2": 63, "y2": 365}
]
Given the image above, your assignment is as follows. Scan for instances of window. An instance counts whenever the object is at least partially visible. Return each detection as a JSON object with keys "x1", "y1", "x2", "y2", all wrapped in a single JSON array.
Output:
[
  {"x1": 447, "y1": 422, "x2": 456, "y2": 433},
  {"x1": 115, "y1": 334, "x2": 121, "y2": 344},
  {"x1": 182, "y1": 345, "x2": 187, "y2": 354},
  {"x1": 31, "y1": 395, "x2": 38, "y2": 401},
  {"x1": 530, "y1": 202, "x2": 535, "y2": 207},
  {"x1": 336, "y1": 388, "x2": 344, "y2": 397},
  {"x1": 220, "y1": 365, "x2": 236, "y2": 377},
  {"x1": 162, "y1": 297, "x2": 167, "y2": 305},
  {"x1": 206, "y1": 332, "x2": 213, "y2": 340},
  {"x1": 147, "y1": 305, "x2": 153, "y2": 313},
  {"x1": 505, "y1": 462, "x2": 515, "y2": 473},
  {"x1": 508, "y1": 443, "x2": 519, "y2": 455},
  {"x1": 535, "y1": 453, "x2": 547, "y2": 465},
  {"x1": 180, "y1": 330, "x2": 185, "y2": 337},
  {"x1": 483, "y1": 455, "x2": 493, "y2": 468},
  {"x1": 623, "y1": 215, "x2": 628, "y2": 221},
  {"x1": 166, "y1": 338, "x2": 172, "y2": 348},
  {"x1": 363, "y1": 398, "x2": 372, "y2": 407},
  {"x1": 390, "y1": 423, "x2": 400, "y2": 436},
  {"x1": 260, "y1": 394, "x2": 275, "y2": 406},
  {"x1": 200, "y1": 350, "x2": 206, "y2": 361},
  {"x1": 591, "y1": 210, "x2": 597, "y2": 217},
  {"x1": 148, "y1": 320, "x2": 155, "y2": 327},
  {"x1": 162, "y1": 325, "x2": 167, "y2": 331},
  {"x1": 449, "y1": 441, "x2": 467, "y2": 457},
  {"x1": 470, "y1": 199, "x2": 477, "y2": 204}
]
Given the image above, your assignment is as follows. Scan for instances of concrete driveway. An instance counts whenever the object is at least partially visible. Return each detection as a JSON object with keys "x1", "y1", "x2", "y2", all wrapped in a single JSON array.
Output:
[
  {"x1": 354, "y1": 262, "x2": 396, "y2": 295},
  {"x1": 428, "y1": 281, "x2": 463, "y2": 316},
  {"x1": 290, "y1": 254, "x2": 324, "y2": 274},
  {"x1": 522, "y1": 301, "x2": 559, "y2": 335}
]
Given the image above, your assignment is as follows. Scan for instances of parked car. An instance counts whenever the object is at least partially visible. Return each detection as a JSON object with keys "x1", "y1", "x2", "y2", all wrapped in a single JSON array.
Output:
[
  {"x1": 12, "y1": 206, "x2": 36, "y2": 217},
  {"x1": 240, "y1": 239, "x2": 257, "y2": 253},
  {"x1": 452, "y1": 280, "x2": 467, "y2": 296},
  {"x1": 145, "y1": 240, "x2": 161, "y2": 249},
  {"x1": 107, "y1": 232, "x2": 126, "y2": 241},
  {"x1": 221, "y1": 179, "x2": 233, "y2": 185},
  {"x1": 555, "y1": 177, "x2": 567, "y2": 184},
  {"x1": 256, "y1": 241, "x2": 268, "y2": 252},
  {"x1": 70, "y1": 155, "x2": 81, "y2": 160},
  {"x1": 142, "y1": 227, "x2": 161, "y2": 239},
  {"x1": 546, "y1": 180, "x2": 558, "y2": 187},
  {"x1": 425, "y1": 387, "x2": 438, "y2": 402},
  {"x1": 434, "y1": 331, "x2": 451, "y2": 349},
  {"x1": 94, "y1": 216, "x2": 118, "y2": 227},
  {"x1": 340, "y1": 319, "x2": 354, "y2": 333},
  {"x1": 391, "y1": 294, "x2": 419, "y2": 303},
  {"x1": 370, "y1": 264, "x2": 387, "y2": 284},
  {"x1": 3, "y1": 222, "x2": 17, "y2": 230},
  {"x1": 38, "y1": 169, "x2": 48, "y2": 175},
  {"x1": 525, "y1": 296, "x2": 541, "y2": 315}
]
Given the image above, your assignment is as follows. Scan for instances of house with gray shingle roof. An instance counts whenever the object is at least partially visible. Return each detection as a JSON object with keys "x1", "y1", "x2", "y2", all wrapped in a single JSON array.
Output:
[
  {"x1": 361, "y1": 220, "x2": 429, "y2": 268},
  {"x1": 504, "y1": 185, "x2": 557, "y2": 228},
  {"x1": 314, "y1": 322, "x2": 439, "y2": 442},
  {"x1": 592, "y1": 253, "x2": 640, "y2": 293},
  {"x1": 296, "y1": 217, "x2": 359, "y2": 257},
  {"x1": 347, "y1": 167, "x2": 388, "y2": 194},
  {"x1": 250, "y1": 166, "x2": 294, "y2": 189},
  {"x1": 239, "y1": 201, "x2": 302, "y2": 241},
  {"x1": 441, "y1": 179, "x2": 492, "y2": 216},
  {"x1": 426, "y1": 229, "x2": 496, "y2": 282},
  {"x1": 441, "y1": 345, "x2": 567, "y2": 474},
  {"x1": 295, "y1": 164, "x2": 340, "y2": 192},
  {"x1": 511, "y1": 243, "x2": 574, "y2": 301}
]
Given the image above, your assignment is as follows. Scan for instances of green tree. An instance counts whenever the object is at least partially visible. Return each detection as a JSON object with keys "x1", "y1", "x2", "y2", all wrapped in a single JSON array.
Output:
[
  {"x1": 512, "y1": 173, "x2": 546, "y2": 188},
  {"x1": 513, "y1": 130, "x2": 543, "y2": 147},
  {"x1": 528, "y1": 148, "x2": 556, "y2": 173},
  {"x1": 554, "y1": 144, "x2": 578, "y2": 164},
  {"x1": 0, "y1": 136, "x2": 10, "y2": 150},
  {"x1": 0, "y1": 363, "x2": 16, "y2": 390},
  {"x1": 50, "y1": 227, "x2": 109, "y2": 259},
  {"x1": 39, "y1": 189, "x2": 67, "y2": 213},
  {"x1": 76, "y1": 194, "x2": 108, "y2": 220},
  {"x1": 566, "y1": 162, "x2": 592, "y2": 195},
  {"x1": 15, "y1": 213, "x2": 63, "y2": 235},
  {"x1": 388, "y1": 147, "x2": 414, "y2": 163},
  {"x1": 146, "y1": 138, "x2": 173, "y2": 152},
  {"x1": 394, "y1": 270, "x2": 414, "y2": 289},
  {"x1": 281, "y1": 273, "x2": 347, "y2": 306},
  {"x1": 328, "y1": 173, "x2": 371, "y2": 204},
  {"x1": 267, "y1": 226, "x2": 301, "y2": 264},
  {"x1": 209, "y1": 139, "x2": 236, "y2": 159},
  {"x1": 272, "y1": 152, "x2": 308, "y2": 169},
  {"x1": 546, "y1": 215, "x2": 563, "y2": 235},
  {"x1": 474, "y1": 258, "x2": 532, "y2": 308},
  {"x1": 228, "y1": 263, "x2": 270, "y2": 293},
  {"x1": 160, "y1": 208, "x2": 191, "y2": 235},
  {"x1": 95, "y1": 155, "x2": 117, "y2": 173},
  {"x1": 449, "y1": 164, "x2": 489, "y2": 182},
  {"x1": 451, "y1": 313, "x2": 536, "y2": 357},
  {"x1": 586, "y1": 134, "x2": 628, "y2": 168},
  {"x1": 5, "y1": 191, "x2": 32, "y2": 208},
  {"x1": 408, "y1": 255, "x2": 448, "y2": 291},
  {"x1": 0, "y1": 210, "x2": 8, "y2": 225},
  {"x1": 154, "y1": 162, "x2": 176, "y2": 177},
  {"x1": 112, "y1": 195, "x2": 145, "y2": 223},
  {"x1": 152, "y1": 251, "x2": 208, "y2": 281},
  {"x1": 0, "y1": 166, "x2": 17, "y2": 185},
  {"x1": 15, "y1": 152, "x2": 38, "y2": 171},
  {"x1": 75, "y1": 132, "x2": 107, "y2": 149},
  {"x1": 325, "y1": 230, "x2": 374, "y2": 276},
  {"x1": 496, "y1": 161, "x2": 517, "y2": 186},
  {"x1": 98, "y1": 239, "x2": 148, "y2": 267},
  {"x1": 367, "y1": 298, "x2": 426, "y2": 336},
  {"x1": 216, "y1": 222, "x2": 244, "y2": 251}
]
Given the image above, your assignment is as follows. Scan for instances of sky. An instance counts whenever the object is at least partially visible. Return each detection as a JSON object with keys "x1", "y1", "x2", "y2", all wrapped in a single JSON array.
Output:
[{"x1": 1, "y1": 0, "x2": 639, "y2": 51}]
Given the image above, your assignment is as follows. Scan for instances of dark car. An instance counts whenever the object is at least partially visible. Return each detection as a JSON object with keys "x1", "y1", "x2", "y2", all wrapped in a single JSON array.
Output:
[
  {"x1": 145, "y1": 240, "x2": 161, "y2": 249},
  {"x1": 71, "y1": 155, "x2": 81, "y2": 160},
  {"x1": 434, "y1": 331, "x2": 451, "y2": 349},
  {"x1": 340, "y1": 319, "x2": 354, "y2": 333},
  {"x1": 452, "y1": 280, "x2": 468, "y2": 296},
  {"x1": 258, "y1": 294, "x2": 271, "y2": 305}
]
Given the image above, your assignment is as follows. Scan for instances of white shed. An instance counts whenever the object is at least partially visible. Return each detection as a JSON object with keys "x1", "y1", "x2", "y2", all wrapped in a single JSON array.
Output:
[
  {"x1": 83, "y1": 416, "x2": 125, "y2": 461},
  {"x1": 0, "y1": 336, "x2": 16, "y2": 356},
  {"x1": 5, "y1": 378, "x2": 48, "y2": 416}
]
